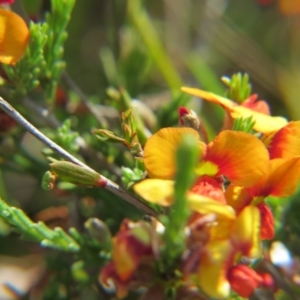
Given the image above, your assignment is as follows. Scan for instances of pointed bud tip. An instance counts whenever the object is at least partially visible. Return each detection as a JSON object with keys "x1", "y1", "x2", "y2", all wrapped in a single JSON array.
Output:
[{"x1": 178, "y1": 107, "x2": 190, "y2": 117}]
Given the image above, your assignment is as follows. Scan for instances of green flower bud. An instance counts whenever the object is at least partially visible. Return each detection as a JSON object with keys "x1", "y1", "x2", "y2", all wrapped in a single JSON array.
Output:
[
  {"x1": 50, "y1": 161, "x2": 106, "y2": 187},
  {"x1": 41, "y1": 171, "x2": 56, "y2": 190}
]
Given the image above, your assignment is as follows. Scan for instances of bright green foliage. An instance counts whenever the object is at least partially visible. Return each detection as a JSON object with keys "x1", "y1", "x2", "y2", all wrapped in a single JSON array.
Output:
[
  {"x1": 0, "y1": 199, "x2": 79, "y2": 252},
  {"x1": 160, "y1": 134, "x2": 199, "y2": 273},
  {"x1": 121, "y1": 166, "x2": 144, "y2": 188},
  {"x1": 93, "y1": 107, "x2": 144, "y2": 155},
  {"x1": 232, "y1": 116, "x2": 256, "y2": 133},
  {"x1": 47, "y1": 119, "x2": 79, "y2": 155},
  {"x1": 42, "y1": 0, "x2": 75, "y2": 101},
  {"x1": 41, "y1": 170, "x2": 56, "y2": 190},
  {"x1": 222, "y1": 73, "x2": 252, "y2": 103},
  {"x1": 3, "y1": 0, "x2": 74, "y2": 100}
]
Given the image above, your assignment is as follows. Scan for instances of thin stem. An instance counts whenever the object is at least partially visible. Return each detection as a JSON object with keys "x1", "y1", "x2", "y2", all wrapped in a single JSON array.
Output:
[
  {"x1": 21, "y1": 96, "x2": 122, "y2": 177},
  {"x1": 62, "y1": 72, "x2": 108, "y2": 127},
  {"x1": 0, "y1": 97, "x2": 157, "y2": 217}
]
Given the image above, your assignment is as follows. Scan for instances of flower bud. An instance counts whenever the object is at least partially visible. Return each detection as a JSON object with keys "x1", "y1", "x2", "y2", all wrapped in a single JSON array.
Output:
[
  {"x1": 50, "y1": 161, "x2": 106, "y2": 187},
  {"x1": 228, "y1": 265, "x2": 263, "y2": 297}
]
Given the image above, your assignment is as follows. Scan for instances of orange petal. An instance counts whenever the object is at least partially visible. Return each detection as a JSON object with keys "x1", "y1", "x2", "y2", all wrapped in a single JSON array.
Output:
[
  {"x1": 181, "y1": 87, "x2": 287, "y2": 133},
  {"x1": 112, "y1": 234, "x2": 138, "y2": 281},
  {"x1": 265, "y1": 121, "x2": 300, "y2": 159},
  {"x1": 258, "y1": 203, "x2": 274, "y2": 240},
  {"x1": 133, "y1": 179, "x2": 174, "y2": 206},
  {"x1": 248, "y1": 157, "x2": 300, "y2": 198},
  {"x1": 144, "y1": 127, "x2": 203, "y2": 179},
  {"x1": 225, "y1": 185, "x2": 252, "y2": 214},
  {"x1": 0, "y1": 9, "x2": 29, "y2": 65},
  {"x1": 187, "y1": 192, "x2": 236, "y2": 219},
  {"x1": 279, "y1": 0, "x2": 300, "y2": 15},
  {"x1": 205, "y1": 131, "x2": 269, "y2": 187},
  {"x1": 231, "y1": 206, "x2": 261, "y2": 258},
  {"x1": 198, "y1": 240, "x2": 233, "y2": 298}
]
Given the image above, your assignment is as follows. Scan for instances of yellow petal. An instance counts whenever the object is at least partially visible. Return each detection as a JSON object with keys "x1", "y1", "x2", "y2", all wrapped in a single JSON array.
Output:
[
  {"x1": 206, "y1": 131, "x2": 269, "y2": 187},
  {"x1": 0, "y1": 9, "x2": 29, "y2": 65},
  {"x1": 187, "y1": 192, "x2": 236, "y2": 219},
  {"x1": 181, "y1": 87, "x2": 236, "y2": 109},
  {"x1": 181, "y1": 87, "x2": 288, "y2": 133},
  {"x1": 231, "y1": 206, "x2": 261, "y2": 259},
  {"x1": 229, "y1": 106, "x2": 287, "y2": 133},
  {"x1": 198, "y1": 240, "x2": 233, "y2": 299},
  {"x1": 133, "y1": 179, "x2": 174, "y2": 206},
  {"x1": 225, "y1": 184, "x2": 252, "y2": 214},
  {"x1": 144, "y1": 127, "x2": 202, "y2": 179}
]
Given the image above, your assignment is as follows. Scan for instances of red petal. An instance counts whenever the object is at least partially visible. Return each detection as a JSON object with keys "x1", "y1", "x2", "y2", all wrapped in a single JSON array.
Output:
[
  {"x1": 191, "y1": 176, "x2": 226, "y2": 204},
  {"x1": 241, "y1": 94, "x2": 270, "y2": 115},
  {"x1": 258, "y1": 203, "x2": 274, "y2": 240},
  {"x1": 228, "y1": 265, "x2": 262, "y2": 297}
]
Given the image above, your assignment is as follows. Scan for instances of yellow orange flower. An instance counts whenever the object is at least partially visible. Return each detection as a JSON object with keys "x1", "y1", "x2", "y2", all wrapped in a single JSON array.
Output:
[
  {"x1": 181, "y1": 87, "x2": 287, "y2": 133},
  {"x1": 144, "y1": 127, "x2": 269, "y2": 187},
  {"x1": 204, "y1": 130, "x2": 269, "y2": 187},
  {"x1": 197, "y1": 206, "x2": 261, "y2": 298},
  {"x1": 100, "y1": 219, "x2": 157, "y2": 298},
  {"x1": 0, "y1": 9, "x2": 29, "y2": 65},
  {"x1": 226, "y1": 157, "x2": 300, "y2": 239}
]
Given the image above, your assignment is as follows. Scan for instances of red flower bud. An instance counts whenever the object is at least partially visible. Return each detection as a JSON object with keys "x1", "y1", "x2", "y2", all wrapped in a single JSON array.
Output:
[{"x1": 228, "y1": 265, "x2": 263, "y2": 297}]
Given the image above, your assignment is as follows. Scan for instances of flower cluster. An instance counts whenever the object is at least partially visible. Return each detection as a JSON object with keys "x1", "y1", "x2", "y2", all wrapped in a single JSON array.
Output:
[{"x1": 100, "y1": 84, "x2": 300, "y2": 299}]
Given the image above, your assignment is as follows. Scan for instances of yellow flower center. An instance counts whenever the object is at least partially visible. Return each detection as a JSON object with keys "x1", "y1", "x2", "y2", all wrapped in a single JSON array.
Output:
[{"x1": 195, "y1": 161, "x2": 219, "y2": 177}]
